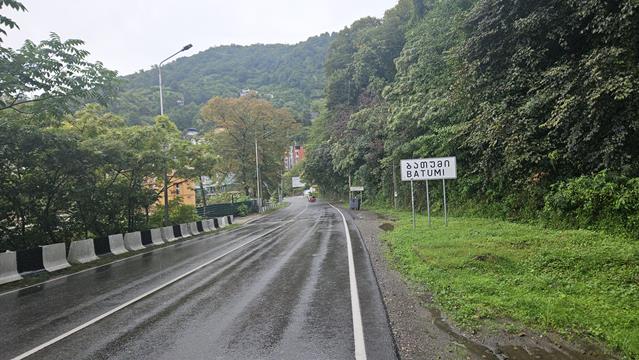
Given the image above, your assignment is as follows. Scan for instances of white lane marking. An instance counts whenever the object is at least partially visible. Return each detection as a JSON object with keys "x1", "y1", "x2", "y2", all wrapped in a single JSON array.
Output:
[
  {"x1": 11, "y1": 205, "x2": 307, "y2": 360},
  {"x1": 329, "y1": 204, "x2": 367, "y2": 360}
]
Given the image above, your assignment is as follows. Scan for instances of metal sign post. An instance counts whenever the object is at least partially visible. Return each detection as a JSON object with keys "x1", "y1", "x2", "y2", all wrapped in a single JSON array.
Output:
[
  {"x1": 410, "y1": 180, "x2": 415, "y2": 230},
  {"x1": 442, "y1": 179, "x2": 448, "y2": 226},
  {"x1": 348, "y1": 175, "x2": 352, "y2": 203},
  {"x1": 400, "y1": 156, "x2": 457, "y2": 227},
  {"x1": 426, "y1": 180, "x2": 431, "y2": 226}
]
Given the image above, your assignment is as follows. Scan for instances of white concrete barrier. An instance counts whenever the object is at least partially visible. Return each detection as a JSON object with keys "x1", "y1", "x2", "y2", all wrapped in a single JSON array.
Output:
[
  {"x1": 0, "y1": 251, "x2": 22, "y2": 285},
  {"x1": 150, "y1": 228, "x2": 164, "y2": 245},
  {"x1": 161, "y1": 226, "x2": 177, "y2": 242},
  {"x1": 108, "y1": 234, "x2": 128, "y2": 255},
  {"x1": 67, "y1": 239, "x2": 99, "y2": 264},
  {"x1": 124, "y1": 231, "x2": 145, "y2": 251},
  {"x1": 179, "y1": 224, "x2": 192, "y2": 238},
  {"x1": 188, "y1": 222, "x2": 200, "y2": 236},
  {"x1": 204, "y1": 219, "x2": 215, "y2": 232},
  {"x1": 42, "y1": 243, "x2": 71, "y2": 272},
  {"x1": 219, "y1": 217, "x2": 227, "y2": 228}
]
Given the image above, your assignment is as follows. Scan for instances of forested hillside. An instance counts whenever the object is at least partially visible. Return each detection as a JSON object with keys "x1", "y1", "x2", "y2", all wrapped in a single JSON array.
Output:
[
  {"x1": 304, "y1": 0, "x2": 639, "y2": 236},
  {"x1": 110, "y1": 33, "x2": 333, "y2": 129}
]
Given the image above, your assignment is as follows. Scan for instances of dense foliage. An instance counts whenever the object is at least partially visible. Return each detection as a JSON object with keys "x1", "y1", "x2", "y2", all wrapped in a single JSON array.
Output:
[
  {"x1": 110, "y1": 34, "x2": 333, "y2": 129},
  {"x1": 304, "y1": 0, "x2": 639, "y2": 234},
  {"x1": 0, "y1": 33, "x2": 117, "y2": 118},
  {"x1": 0, "y1": 0, "x2": 24, "y2": 43},
  {"x1": 0, "y1": 105, "x2": 212, "y2": 251},
  {"x1": 200, "y1": 95, "x2": 299, "y2": 198}
]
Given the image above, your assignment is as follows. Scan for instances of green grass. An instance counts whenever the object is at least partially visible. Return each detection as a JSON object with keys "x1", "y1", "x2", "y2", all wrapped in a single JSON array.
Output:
[{"x1": 375, "y1": 208, "x2": 639, "y2": 358}]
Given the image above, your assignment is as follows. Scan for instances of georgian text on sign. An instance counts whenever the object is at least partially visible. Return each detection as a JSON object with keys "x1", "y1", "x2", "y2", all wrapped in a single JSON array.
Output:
[{"x1": 400, "y1": 157, "x2": 457, "y2": 181}]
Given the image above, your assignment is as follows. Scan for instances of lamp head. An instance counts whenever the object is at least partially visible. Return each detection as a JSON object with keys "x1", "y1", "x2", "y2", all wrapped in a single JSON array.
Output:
[{"x1": 182, "y1": 44, "x2": 193, "y2": 51}]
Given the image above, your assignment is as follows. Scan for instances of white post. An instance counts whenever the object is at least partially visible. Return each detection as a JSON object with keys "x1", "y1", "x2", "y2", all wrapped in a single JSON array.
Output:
[
  {"x1": 426, "y1": 180, "x2": 431, "y2": 226},
  {"x1": 348, "y1": 175, "x2": 352, "y2": 203},
  {"x1": 411, "y1": 180, "x2": 415, "y2": 230},
  {"x1": 158, "y1": 65, "x2": 164, "y2": 115},
  {"x1": 442, "y1": 179, "x2": 448, "y2": 226}
]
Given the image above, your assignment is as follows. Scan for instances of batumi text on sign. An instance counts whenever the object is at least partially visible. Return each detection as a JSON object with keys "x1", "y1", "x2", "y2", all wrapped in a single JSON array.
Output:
[{"x1": 400, "y1": 157, "x2": 457, "y2": 181}]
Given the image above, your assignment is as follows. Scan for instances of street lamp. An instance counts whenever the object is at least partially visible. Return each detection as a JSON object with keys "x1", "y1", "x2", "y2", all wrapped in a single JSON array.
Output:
[
  {"x1": 159, "y1": 44, "x2": 192, "y2": 115},
  {"x1": 158, "y1": 44, "x2": 193, "y2": 226}
]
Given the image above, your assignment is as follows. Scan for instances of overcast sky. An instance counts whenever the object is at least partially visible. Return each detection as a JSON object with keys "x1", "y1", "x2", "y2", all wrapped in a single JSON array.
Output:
[{"x1": 4, "y1": 0, "x2": 398, "y2": 76}]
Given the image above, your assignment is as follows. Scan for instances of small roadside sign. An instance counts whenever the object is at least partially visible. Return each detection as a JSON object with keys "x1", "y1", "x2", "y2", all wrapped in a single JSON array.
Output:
[
  {"x1": 350, "y1": 186, "x2": 364, "y2": 192},
  {"x1": 292, "y1": 177, "x2": 305, "y2": 188},
  {"x1": 400, "y1": 157, "x2": 457, "y2": 181}
]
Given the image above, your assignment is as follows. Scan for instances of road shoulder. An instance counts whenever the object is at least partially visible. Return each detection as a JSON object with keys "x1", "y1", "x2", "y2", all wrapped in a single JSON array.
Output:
[{"x1": 348, "y1": 208, "x2": 617, "y2": 360}]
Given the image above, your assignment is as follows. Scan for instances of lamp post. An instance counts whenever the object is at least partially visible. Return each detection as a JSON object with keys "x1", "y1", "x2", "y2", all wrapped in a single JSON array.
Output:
[
  {"x1": 159, "y1": 44, "x2": 192, "y2": 115},
  {"x1": 158, "y1": 44, "x2": 193, "y2": 226}
]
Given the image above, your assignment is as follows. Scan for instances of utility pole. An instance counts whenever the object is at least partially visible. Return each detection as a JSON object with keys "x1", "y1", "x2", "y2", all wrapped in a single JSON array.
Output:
[
  {"x1": 279, "y1": 167, "x2": 283, "y2": 202},
  {"x1": 255, "y1": 137, "x2": 261, "y2": 211}
]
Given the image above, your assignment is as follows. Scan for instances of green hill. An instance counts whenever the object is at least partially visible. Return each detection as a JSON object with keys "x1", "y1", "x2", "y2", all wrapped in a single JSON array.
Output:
[{"x1": 110, "y1": 33, "x2": 333, "y2": 129}]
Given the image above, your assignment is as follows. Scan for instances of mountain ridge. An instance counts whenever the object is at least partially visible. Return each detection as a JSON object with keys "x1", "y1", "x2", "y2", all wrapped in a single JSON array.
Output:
[{"x1": 111, "y1": 33, "x2": 334, "y2": 129}]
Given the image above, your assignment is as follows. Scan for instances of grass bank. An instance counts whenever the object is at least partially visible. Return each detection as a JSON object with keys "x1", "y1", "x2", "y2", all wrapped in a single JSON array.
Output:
[{"x1": 375, "y1": 208, "x2": 638, "y2": 358}]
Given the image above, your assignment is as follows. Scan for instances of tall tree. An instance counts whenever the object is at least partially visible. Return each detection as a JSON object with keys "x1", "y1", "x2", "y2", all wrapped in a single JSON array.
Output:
[{"x1": 200, "y1": 95, "x2": 299, "y2": 198}]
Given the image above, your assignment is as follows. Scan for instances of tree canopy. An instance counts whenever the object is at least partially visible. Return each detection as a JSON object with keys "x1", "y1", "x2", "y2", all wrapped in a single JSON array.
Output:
[
  {"x1": 1, "y1": 1, "x2": 117, "y2": 118},
  {"x1": 305, "y1": 0, "x2": 639, "y2": 228},
  {"x1": 200, "y1": 95, "x2": 300, "y2": 198}
]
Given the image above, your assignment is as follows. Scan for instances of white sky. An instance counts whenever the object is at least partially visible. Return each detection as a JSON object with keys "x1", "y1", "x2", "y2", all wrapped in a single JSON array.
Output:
[{"x1": 4, "y1": 0, "x2": 398, "y2": 75}]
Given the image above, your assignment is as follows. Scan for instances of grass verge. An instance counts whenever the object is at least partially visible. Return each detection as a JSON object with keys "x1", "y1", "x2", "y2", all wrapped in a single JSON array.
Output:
[{"x1": 375, "y1": 207, "x2": 639, "y2": 358}]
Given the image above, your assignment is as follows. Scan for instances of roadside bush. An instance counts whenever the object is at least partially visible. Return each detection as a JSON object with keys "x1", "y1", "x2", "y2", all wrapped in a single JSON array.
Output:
[
  {"x1": 236, "y1": 203, "x2": 249, "y2": 217},
  {"x1": 207, "y1": 192, "x2": 250, "y2": 205},
  {"x1": 543, "y1": 172, "x2": 639, "y2": 237},
  {"x1": 148, "y1": 197, "x2": 200, "y2": 227}
]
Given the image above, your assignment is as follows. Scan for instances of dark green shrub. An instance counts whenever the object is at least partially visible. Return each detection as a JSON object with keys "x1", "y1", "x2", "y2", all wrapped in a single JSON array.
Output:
[
  {"x1": 544, "y1": 172, "x2": 639, "y2": 237},
  {"x1": 236, "y1": 203, "x2": 249, "y2": 217}
]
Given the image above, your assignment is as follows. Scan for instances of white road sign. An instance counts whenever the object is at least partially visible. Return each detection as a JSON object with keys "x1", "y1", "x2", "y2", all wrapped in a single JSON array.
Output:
[
  {"x1": 350, "y1": 186, "x2": 364, "y2": 192},
  {"x1": 400, "y1": 157, "x2": 457, "y2": 181},
  {"x1": 292, "y1": 176, "x2": 305, "y2": 188}
]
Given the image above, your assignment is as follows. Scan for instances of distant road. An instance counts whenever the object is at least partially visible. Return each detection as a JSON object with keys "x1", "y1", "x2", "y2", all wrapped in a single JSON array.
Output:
[{"x1": 0, "y1": 197, "x2": 397, "y2": 360}]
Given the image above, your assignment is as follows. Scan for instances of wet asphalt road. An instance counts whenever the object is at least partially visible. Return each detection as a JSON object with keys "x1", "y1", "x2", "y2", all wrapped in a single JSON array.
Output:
[{"x1": 0, "y1": 197, "x2": 397, "y2": 360}]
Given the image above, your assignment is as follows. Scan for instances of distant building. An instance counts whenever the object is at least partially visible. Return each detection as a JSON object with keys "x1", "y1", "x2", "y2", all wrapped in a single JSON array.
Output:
[
  {"x1": 152, "y1": 175, "x2": 197, "y2": 208},
  {"x1": 183, "y1": 128, "x2": 199, "y2": 145},
  {"x1": 194, "y1": 173, "x2": 240, "y2": 199},
  {"x1": 284, "y1": 144, "x2": 305, "y2": 170},
  {"x1": 240, "y1": 89, "x2": 258, "y2": 97}
]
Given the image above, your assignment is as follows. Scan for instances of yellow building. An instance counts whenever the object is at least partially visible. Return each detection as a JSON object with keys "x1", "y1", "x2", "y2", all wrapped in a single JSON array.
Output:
[{"x1": 154, "y1": 177, "x2": 197, "y2": 207}]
